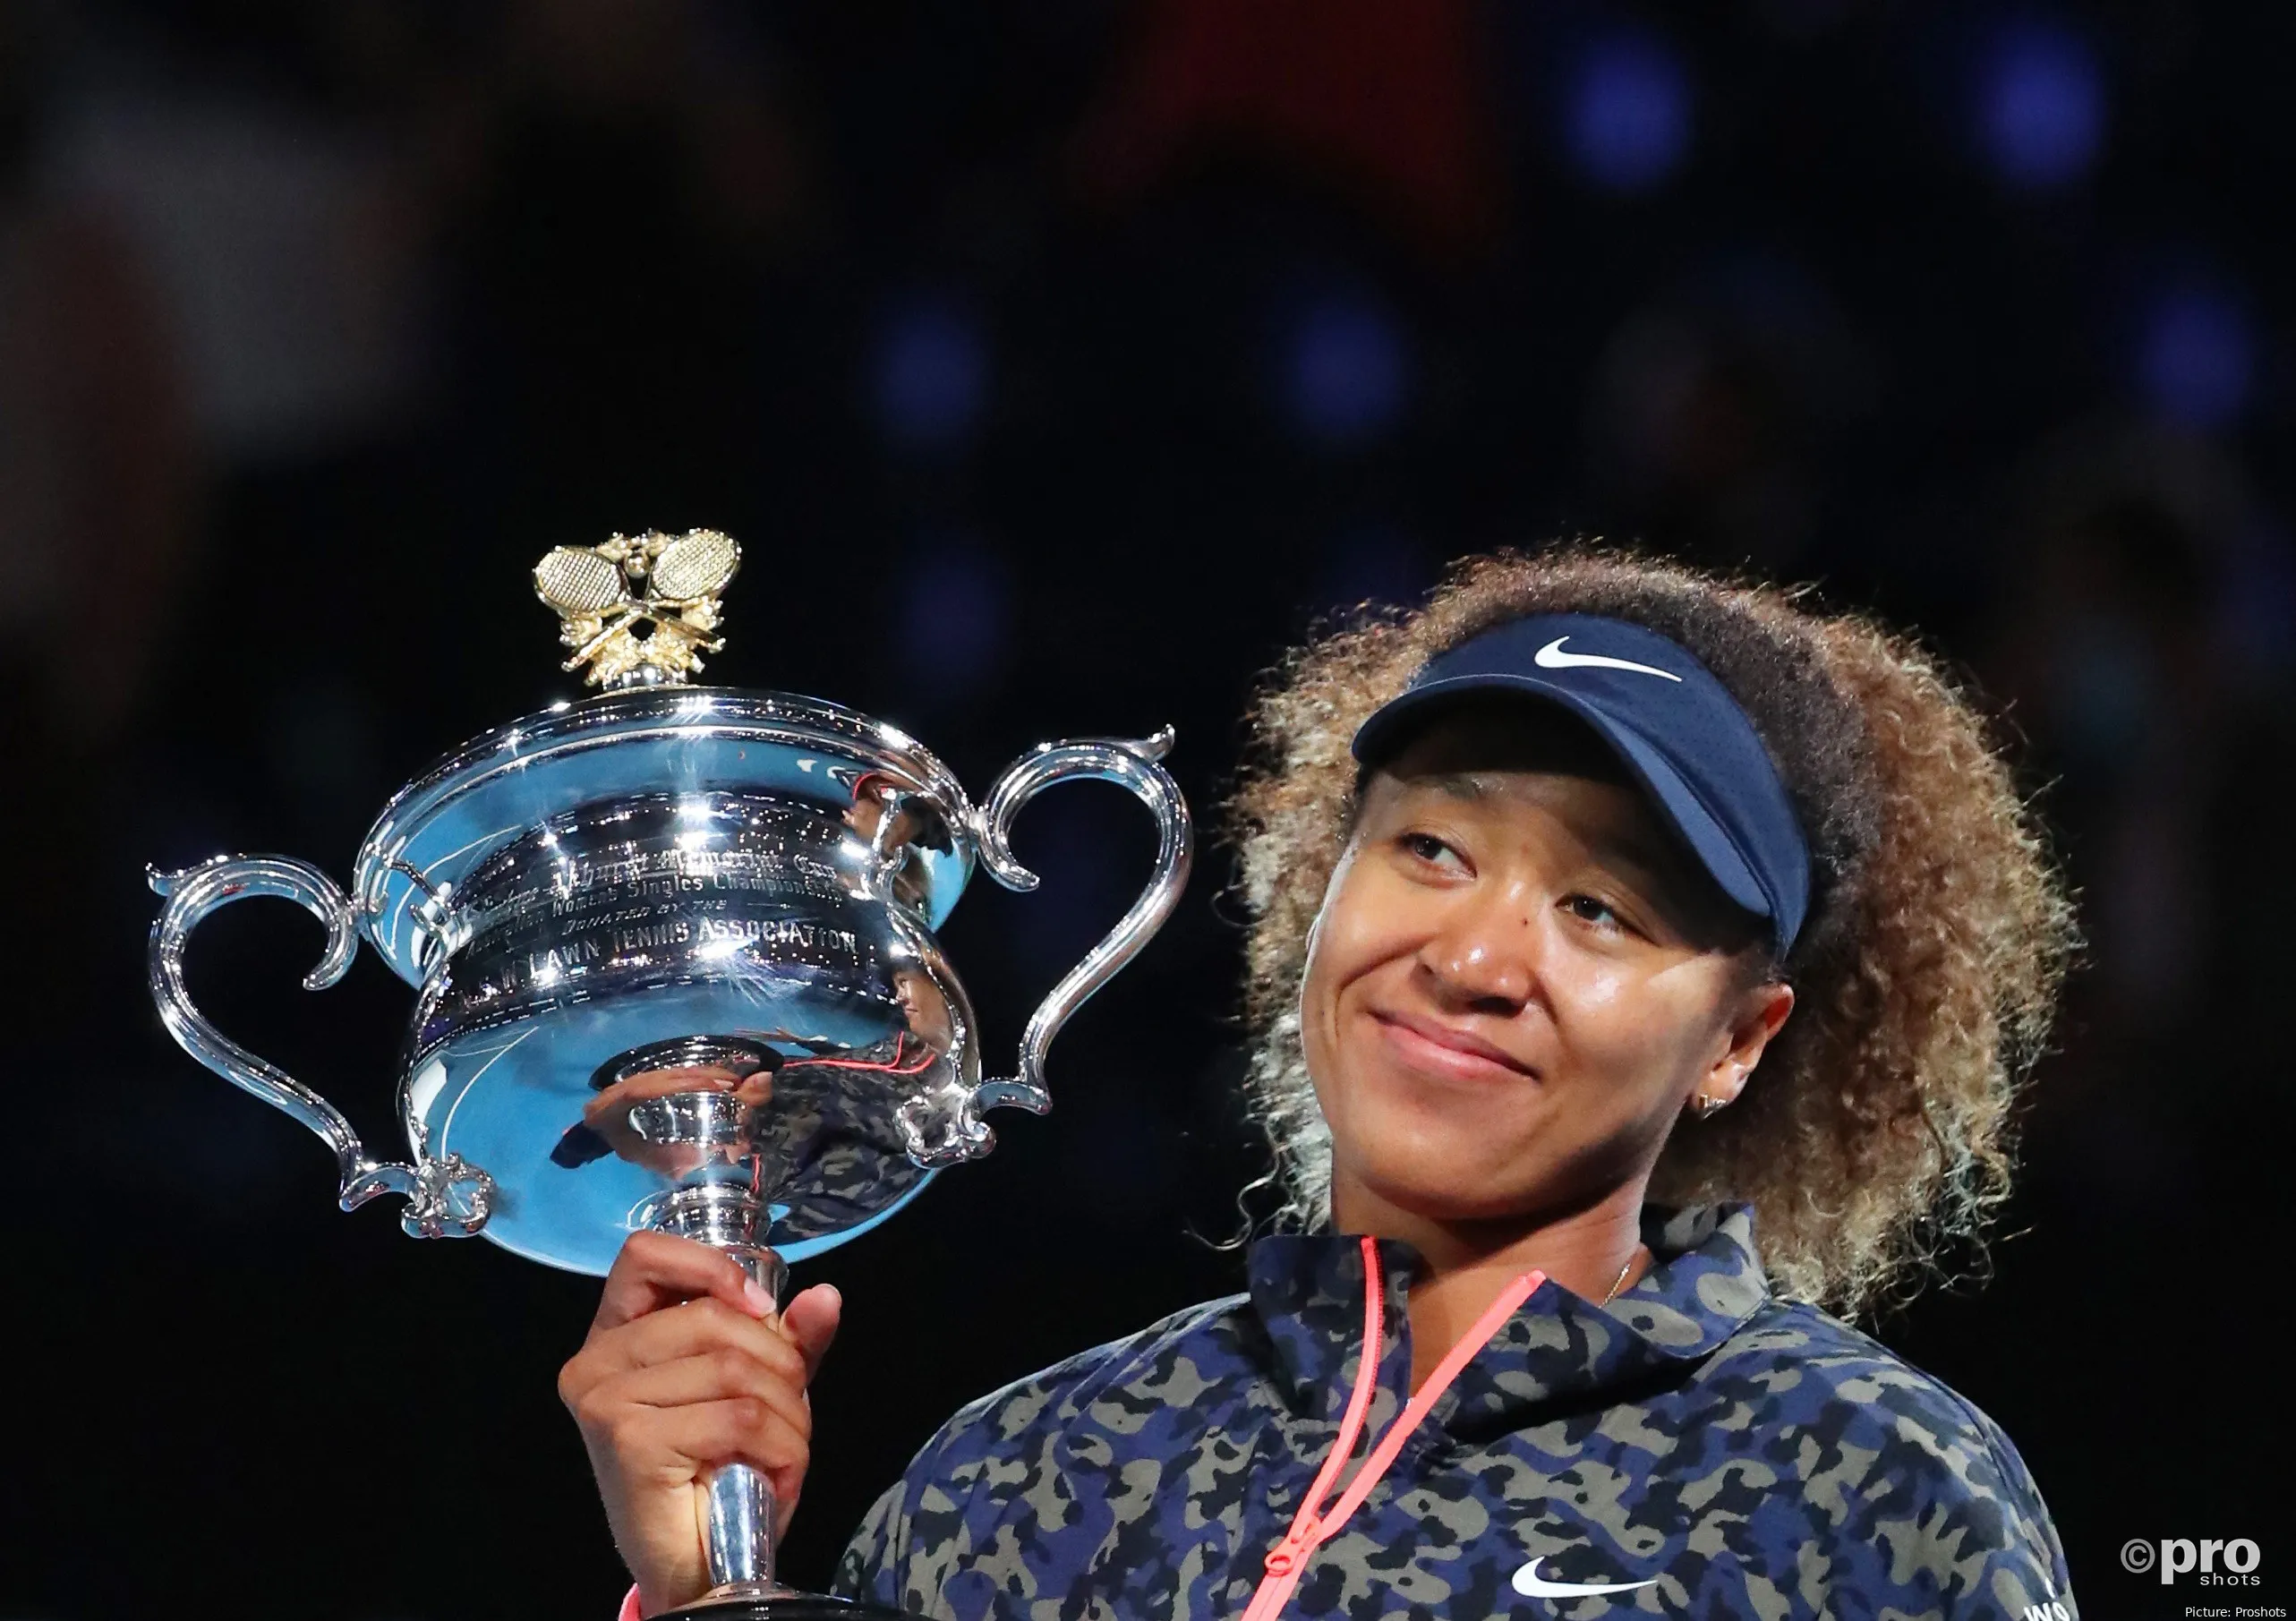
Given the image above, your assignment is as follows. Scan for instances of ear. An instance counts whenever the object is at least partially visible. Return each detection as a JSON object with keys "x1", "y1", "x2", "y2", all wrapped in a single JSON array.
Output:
[{"x1": 1692, "y1": 978, "x2": 1795, "y2": 1113}]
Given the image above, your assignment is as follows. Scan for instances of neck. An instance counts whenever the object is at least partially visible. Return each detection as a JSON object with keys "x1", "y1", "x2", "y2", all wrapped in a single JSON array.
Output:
[{"x1": 1332, "y1": 1175, "x2": 1652, "y2": 1391}]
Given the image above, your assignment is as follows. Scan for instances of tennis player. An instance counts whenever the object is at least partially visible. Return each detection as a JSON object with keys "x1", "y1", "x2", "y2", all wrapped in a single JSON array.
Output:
[{"x1": 560, "y1": 549, "x2": 2081, "y2": 1619}]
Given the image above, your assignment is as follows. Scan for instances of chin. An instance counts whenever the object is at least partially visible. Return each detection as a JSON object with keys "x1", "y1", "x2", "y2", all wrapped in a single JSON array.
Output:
[
  {"x1": 1334, "y1": 1054, "x2": 1547, "y2": 1154},
  {"x1": 1332, "y1": 1110, "x2": 1552, "y2": 1224},
  {"x1": 1324, "y1": 1075, "x2": 1646, "y2": 1228}
]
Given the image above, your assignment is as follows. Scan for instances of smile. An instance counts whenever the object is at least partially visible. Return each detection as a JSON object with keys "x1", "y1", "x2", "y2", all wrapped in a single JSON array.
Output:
[{"x1": 1368, "y1": 1010, "x2": 1538, "y2": 1083}]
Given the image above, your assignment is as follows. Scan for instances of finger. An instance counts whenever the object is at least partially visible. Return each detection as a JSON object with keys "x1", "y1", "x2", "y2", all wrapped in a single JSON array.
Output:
[
  {"x1": 780, "y1": 1284, "x2": 842, "y2": 1383},
  {"x1": 593, "y1": 1231, "x2": 775, "y2": 1333},
  {"x1": 636, "y1": 1396, "x2": 812, "y2": 1495},
  {"x1": 590, "y1": 1351, "x2": 814, "y2": 1443},
  {"x1": 577, "y1": 1296, "x2": 810, "y2": 1389}
]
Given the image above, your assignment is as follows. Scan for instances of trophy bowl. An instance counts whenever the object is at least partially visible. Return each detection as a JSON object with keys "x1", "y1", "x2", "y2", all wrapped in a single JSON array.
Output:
[{"x1": 147, "y1": 532, "x2": 1193, "y2": 1618}]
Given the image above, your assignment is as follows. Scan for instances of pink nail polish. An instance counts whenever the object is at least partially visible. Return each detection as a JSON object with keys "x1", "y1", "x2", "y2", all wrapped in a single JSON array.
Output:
[{"x1": 742, "y1": 1279, "x2": 777, "y2": 1318}]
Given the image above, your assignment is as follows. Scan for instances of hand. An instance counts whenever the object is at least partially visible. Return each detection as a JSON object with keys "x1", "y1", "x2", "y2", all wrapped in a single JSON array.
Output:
[
  {"x1": 579, "y1": 1065, "x2": 775, "y2": 1177},
  {"x1": 559, "y1": 1231, "x2": 842, "y2": 1617}
]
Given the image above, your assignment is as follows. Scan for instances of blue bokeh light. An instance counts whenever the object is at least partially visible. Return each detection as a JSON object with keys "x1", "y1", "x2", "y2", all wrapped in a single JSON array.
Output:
[
  {"x1": 2138, "y1": 279, "x2": 2254, "y2": 431},
  {"x1": 872, "y1": 291, "x2": 990, "y2": 448},
  {"x1": 1282, "y1": 288, "x2": 1412, "y2": 446},
  {"x1": 896, "y1": 535, "x2": 1013, "y2": 701},
  {"x1": 1976, "y1": 18, "x2": 2105, "y2": 189},
  {"x1": 1562, "y1": 30, "x2": 1694, "y2": 193}
]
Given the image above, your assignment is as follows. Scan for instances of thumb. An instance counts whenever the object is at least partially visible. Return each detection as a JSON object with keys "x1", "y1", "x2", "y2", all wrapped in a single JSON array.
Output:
[{"x1": 780, "y1": 1282, "x2": 842, "y2": 1383}]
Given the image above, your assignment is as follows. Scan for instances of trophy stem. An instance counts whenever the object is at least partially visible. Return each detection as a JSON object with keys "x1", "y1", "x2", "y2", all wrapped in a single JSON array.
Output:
[
  {"x1": 621, "y1": 1066, "x2": 898, "y2": 1617},
  {"x1": 642, "y1": 1185, "x2": 801, "y2": 1611},
  {"x1": 702, "y1": 1241, "x2": 791, "y2": 1602}
]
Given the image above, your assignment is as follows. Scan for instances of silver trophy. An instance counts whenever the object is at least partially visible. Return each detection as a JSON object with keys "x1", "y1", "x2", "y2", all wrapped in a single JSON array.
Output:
[{"x1": 147, "y1": 531, "x2": 1192, "y2": 1620}]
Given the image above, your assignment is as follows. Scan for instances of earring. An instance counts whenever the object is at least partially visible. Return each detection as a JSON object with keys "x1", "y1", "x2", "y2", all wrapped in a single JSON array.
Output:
[{"x1": 1689, "y1": 1091, "x2": 1728, "y2": 1120}]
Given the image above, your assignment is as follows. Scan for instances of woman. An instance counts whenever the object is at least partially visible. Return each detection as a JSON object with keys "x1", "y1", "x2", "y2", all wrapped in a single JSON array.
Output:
[{"x1": 560, "y1": 549, "x2": 2081, "y2": 1620}]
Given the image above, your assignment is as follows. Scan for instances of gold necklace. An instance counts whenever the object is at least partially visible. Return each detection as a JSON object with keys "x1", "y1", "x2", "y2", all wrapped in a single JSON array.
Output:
[{"x1": 1602, "y1": 1246, "x2": 1644, "y2": 1306}]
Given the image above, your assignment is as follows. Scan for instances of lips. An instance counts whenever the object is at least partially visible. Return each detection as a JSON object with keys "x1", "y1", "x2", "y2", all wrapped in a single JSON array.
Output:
[{"x1": 1368, "y1": 1007, "x2": 1538, "y2": 1083}]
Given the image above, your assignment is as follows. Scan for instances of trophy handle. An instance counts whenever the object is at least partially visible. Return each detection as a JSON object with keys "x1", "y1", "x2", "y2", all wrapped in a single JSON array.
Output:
[
  {"x1": 969, "y1": 727, "x2": 1194, "y2": 1141},
  {"x1": 146, "y1": 855, "x2": 494, "y2": 1238}
]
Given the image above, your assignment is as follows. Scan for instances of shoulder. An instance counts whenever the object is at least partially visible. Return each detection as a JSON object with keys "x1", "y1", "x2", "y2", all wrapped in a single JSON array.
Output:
[
  {"x1": 1714, "y1": 1300, "x2": 2046, "y2": 1497},
  {"x1": 832, "y1": 1292, "x2": 1255, "y2": 1604},
  {"x1": 1695, "y1": 1299, "x2": 2073, "y2": 1609}
]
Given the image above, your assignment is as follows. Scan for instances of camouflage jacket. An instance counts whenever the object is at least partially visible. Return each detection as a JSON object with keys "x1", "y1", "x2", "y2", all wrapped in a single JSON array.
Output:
[{"x1": 832, "y1": 1203, "x2": 2076, "y2": 1620}]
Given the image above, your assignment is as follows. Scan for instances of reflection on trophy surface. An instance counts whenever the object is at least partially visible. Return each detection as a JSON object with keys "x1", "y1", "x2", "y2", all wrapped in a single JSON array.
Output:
[{"x1": 147, "y1": 530, "x2": 1193, "y2": 1621}]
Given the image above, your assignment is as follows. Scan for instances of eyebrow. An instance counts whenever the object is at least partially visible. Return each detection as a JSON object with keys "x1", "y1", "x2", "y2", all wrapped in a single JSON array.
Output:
[
  {"x1": 1598, "y1": 832, "x2": 1677, "y2": 884},
  {"x1": 1397, "y1": 772, "x2": 1683, "y2": 879}
]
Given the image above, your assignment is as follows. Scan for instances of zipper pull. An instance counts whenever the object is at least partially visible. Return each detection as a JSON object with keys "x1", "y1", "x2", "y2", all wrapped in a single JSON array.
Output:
[{"x1": 1263, "y1": 1523, "x2": 1319, "y2": 1577}]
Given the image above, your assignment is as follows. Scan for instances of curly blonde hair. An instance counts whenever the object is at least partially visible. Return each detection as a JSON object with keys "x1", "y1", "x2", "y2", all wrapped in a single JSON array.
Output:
[{"x1": 1225, "y1": 546, "x2": 2077, "y2": 1315}]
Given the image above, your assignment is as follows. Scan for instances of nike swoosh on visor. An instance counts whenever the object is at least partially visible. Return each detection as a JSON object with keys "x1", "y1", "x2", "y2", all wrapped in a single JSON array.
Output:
[{"x1": 1532, "y1": 636, "x2": 1684, "y2": 682}]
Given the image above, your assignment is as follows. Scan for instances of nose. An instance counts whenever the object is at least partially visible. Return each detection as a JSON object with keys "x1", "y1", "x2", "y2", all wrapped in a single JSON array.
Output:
[{"x1": 1417, "y1": 885, "x2": 1541, "y2": 1012}]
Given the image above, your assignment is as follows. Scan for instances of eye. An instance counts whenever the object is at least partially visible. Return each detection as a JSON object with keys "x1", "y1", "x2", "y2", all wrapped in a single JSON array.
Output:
[
  {"x1": 1396, "y1": 832, "x2": 1467, "y2": 870},
  {"x1": 1563, "y1": 893, "x2": 1624, "y2": 929}
]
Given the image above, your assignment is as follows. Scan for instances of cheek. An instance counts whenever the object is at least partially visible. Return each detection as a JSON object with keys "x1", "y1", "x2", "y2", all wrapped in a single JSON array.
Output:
[
  {"x1": 1301, "y1": 863, "x2": 1419, "y2": 1044},
  {"x1": 1553, "y1": 958, "x2": 1730, "y2": 1094}
]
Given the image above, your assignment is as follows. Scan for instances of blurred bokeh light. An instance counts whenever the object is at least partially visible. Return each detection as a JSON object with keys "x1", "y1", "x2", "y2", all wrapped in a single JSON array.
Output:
[
  {"x1": 1559, "y1": 25, "x2": 1694, "y2": 193},
  {"x1": 871, "y1": 289, "x2": 994, "y2": 450},
  {"x1": 2138, "y1": 273, "x2": 2255, "y2": 431},
  {"x1": 1973, "y1": 16, "x2": 2106, "y2": 190},
  {"x1": 1278, "y1": 281, "x2": 1413, "y2": 445}
]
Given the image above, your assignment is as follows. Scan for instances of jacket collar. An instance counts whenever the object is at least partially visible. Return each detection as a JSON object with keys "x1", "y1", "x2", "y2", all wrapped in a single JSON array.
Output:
[{"x1": 1243, "y1": 1202, "x2": 1770, "y2": 1436}]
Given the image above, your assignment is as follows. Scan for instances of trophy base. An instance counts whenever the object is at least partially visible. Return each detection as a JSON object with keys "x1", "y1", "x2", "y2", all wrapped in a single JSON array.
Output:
[{"x1": 656, "y1": 1592, "x2": 905, "y2": 1621}]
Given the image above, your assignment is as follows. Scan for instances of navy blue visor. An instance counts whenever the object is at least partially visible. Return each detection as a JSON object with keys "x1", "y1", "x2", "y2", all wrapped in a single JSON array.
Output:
[{"x1": 1351, "y1": 612, "x2": 1811, "y2": 953}]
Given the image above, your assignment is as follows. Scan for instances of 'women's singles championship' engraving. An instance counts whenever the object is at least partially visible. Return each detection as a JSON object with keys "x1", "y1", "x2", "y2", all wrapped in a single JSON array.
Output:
[{"x1": 436, "y1": 802, "x2": 879, "y2": 1020}]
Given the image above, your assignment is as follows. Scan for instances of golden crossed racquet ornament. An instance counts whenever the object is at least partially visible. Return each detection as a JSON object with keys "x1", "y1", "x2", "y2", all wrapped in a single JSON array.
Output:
[{"x1": 533, "y1": 529, "x2": 741, "y2": 688}]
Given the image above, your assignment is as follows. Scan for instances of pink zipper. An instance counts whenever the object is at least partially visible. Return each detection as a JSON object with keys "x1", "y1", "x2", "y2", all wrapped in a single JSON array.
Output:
[{"x1": 1240, "y1": 1237, "x2": 1547, "y2": 1621}]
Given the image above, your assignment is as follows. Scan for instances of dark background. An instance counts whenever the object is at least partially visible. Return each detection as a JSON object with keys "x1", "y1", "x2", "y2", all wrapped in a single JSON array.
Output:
[{"x1": 5, "y1": 2, "x2": 2292, "y2": 1617}]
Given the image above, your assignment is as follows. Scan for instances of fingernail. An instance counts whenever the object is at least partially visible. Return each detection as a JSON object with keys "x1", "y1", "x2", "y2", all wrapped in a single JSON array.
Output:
[{"x1": 742, "y1": 1279, "x2": 777, "y2": 1318}]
